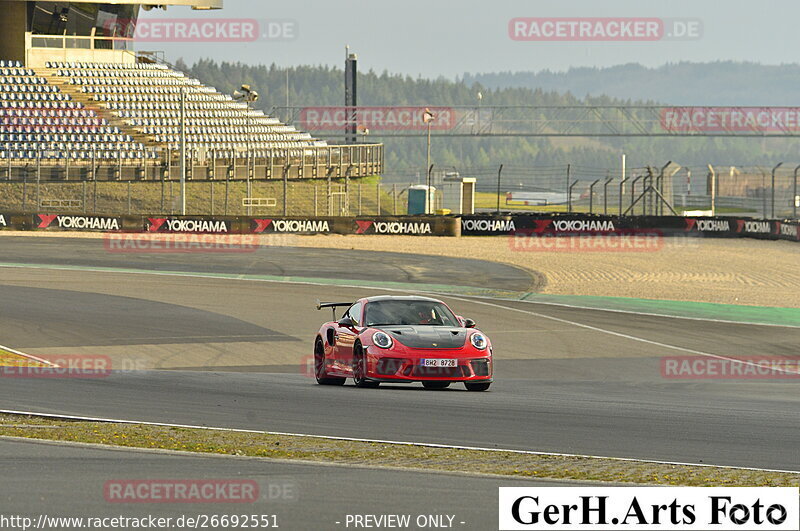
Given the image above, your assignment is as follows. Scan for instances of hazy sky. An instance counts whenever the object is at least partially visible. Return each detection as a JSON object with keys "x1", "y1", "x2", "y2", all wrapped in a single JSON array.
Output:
[{"x1": 138, "y1": 0, "x2": 797, "y2": 77}]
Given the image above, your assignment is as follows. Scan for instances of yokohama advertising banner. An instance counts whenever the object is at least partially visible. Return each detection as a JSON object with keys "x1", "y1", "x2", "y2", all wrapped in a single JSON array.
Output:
[
  {"x1": 35, "y1": 214, "x2": 125, "y2": 231},
  {"x1": 461, "y1": 215, "x2": 622, "y2": 235},
  {"x1": 774, "y1": 221, "x2": 800, "y2": 242},
  {"x1": 352, "y1": 217, "x2": 457, "y2": 236},
  {"x1": 249, "y1": 218, "x2": 332, "y2": 234},
  {"x1": 146, "y1": 217, "x2": 235, "y2": 233}
]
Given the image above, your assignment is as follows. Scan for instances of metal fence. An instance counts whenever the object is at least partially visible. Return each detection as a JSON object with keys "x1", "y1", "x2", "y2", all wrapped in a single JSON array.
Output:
[
  {"x1": 384, "y1": 163, "x2": 800, "y2": 219},
  {"x1": 2, "y1": 162, "x2": 798, "y2": 219},
  {"x1": 0, "y1": 143, "x2": 384, "y2": 181},
  {"x1": 0, "y1": 179, "x2": 413, "y2": 217}
]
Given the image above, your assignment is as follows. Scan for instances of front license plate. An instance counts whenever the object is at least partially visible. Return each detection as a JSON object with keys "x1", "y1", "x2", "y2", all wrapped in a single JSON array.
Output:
[{"x1": 421, "y1": 359, "x2": 457, "y2": 368}]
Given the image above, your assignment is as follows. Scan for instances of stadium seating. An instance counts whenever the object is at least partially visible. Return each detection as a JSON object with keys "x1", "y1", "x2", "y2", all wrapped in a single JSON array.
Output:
[
  {"x1": 0, "y1": 60, "x2": 327, "y2": 163},
  {"x1": 44, "y1": 61, "x2": 326, "y2": 152},
  {"x1": 0, "y1": 64, "x2": 148, "y2": 161}
]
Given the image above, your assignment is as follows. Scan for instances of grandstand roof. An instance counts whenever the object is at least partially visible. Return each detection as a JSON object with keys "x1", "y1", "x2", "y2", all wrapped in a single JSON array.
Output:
[{"x1": 7, "y1": 0, "x2": 222, "y2": 9}]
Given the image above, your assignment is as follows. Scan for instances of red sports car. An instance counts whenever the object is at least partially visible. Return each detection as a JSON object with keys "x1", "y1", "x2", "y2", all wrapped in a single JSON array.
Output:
[{"x1": 313, "y1": 295, "x2": 492, "y2": 391}]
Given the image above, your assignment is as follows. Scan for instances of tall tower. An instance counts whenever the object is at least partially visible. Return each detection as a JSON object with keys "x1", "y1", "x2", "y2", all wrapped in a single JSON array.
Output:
[{"x1": 344, "y1": 46, "x2": 358, "y2": 145}]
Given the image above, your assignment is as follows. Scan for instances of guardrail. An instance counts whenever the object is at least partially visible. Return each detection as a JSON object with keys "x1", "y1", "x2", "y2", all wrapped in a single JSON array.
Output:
[
  {"x1": 459, "y1": 213, "x2": 800, "y2": 242},
  {"x1": 0, "y1": 212, "x2": 798, "y2": 242},
  {"x1": 0, "y1": 213, "x2": 459, "y2": 236}
]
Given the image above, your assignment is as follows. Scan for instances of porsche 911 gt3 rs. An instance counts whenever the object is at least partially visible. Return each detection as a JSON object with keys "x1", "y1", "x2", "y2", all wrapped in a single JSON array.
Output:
[{"x1": 313, "y1": 295, "x2": 492, "y2": 391}]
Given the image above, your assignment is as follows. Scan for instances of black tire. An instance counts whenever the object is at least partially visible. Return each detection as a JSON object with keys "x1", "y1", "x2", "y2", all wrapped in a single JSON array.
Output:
[
  {"x1": 353, "y1": 342, "x2": 379, "y2": 388},
  {"x1": 465, "y1": 381, "x2": 491, "y2": 392},
  {"x1": 314, "y1": 338, "x2": 345, "y2": 386},
  {"x1": 422, "y1": 381, "x2": 450, "y2": 390}
]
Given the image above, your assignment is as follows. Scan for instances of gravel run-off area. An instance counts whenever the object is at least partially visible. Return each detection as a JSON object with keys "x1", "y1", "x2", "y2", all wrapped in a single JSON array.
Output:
[{"x1": 2, "y1": 231, "x2": 799, "y2": 308}]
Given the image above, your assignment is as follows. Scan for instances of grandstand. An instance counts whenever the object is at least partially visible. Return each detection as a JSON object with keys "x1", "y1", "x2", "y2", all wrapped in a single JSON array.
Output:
[
  {"x1": 1, "y1": 59, "x2": 146, "y2": 162},
  {"x1": 0, "y1": 0, "x2": 382, "y2": 181}
]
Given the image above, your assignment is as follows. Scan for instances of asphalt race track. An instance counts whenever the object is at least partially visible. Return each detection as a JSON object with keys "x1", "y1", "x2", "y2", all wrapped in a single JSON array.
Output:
[
  {"x1": 0, "y1": 236, "x2": 797, "y2": 470},
  {"x1": 2, "y1": 437, "x2": 577, "y2": 528},
  {"x1": 0, "y1": 235, "x2": 538, "y2": 292},
  {"x1": 0, "y1": 236, "x2": 798, "y2": 508}
]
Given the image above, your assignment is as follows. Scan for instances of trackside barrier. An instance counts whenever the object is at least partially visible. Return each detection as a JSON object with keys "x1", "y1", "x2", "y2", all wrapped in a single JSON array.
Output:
[
  {"x1": 460, "y1": 214, "x2": 800, "y2": 242},
  {"x1": 30, "y1": 213, "x2": 139, "y2": 232},
  {"x1": 1, "y1": 212, "x2": 796, "y2": 241},
  {"x1": 248, "y1": 216, "x2": 459, "y2": 235},
  {"x1": 350, "y1": 216, "x2": 459, "y2": 236},
  {"x1": 4, "y1": 213, "x2": 459, "y2": 236},
  {"x1": 144, "y1": 216, "x2": 239, "y2": 234},
  {"x1": 775, "y1": 220, "x2": 800, "y2": 242},
  {"x1": 0, "y1": 213, "x2": 24, "y2": 230}
]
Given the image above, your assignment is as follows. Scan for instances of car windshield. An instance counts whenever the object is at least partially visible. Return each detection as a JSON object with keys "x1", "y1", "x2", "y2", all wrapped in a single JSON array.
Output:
[{"x1": 364, "y1": 300, "x2": 460, "y2": 327}]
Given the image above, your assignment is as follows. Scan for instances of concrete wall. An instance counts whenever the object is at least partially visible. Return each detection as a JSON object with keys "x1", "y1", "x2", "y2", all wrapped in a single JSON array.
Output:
[
  {"x1": 27, "y1": 47, "x2": 136, "y2": 67},
  {"x1": 0, "y1": 1, "x2": 27, "y2": 63}
]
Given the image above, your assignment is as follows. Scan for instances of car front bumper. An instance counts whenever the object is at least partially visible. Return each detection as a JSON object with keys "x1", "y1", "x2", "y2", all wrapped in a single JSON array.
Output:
[{"x1": 364, "y1": 347, "x2": 492, "y2": 382}]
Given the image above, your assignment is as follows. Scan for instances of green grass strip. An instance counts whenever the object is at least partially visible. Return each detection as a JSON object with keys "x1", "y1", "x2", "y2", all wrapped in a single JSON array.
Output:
[
  {"x1": 518, "y1": 293, "x2": 800, "y2": 327},
  {"x1": 0, "y1": 414, "x2": 797, "y2": 486}
]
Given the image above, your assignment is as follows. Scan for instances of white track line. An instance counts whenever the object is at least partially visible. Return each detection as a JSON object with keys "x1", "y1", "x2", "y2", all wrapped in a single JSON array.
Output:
[
  {"x1": 1, "y1": 263, "x2": 797, "y2": 467},
  {"x1": 443, "y1": 294, "x2": 800, "y2": 377},
  {"x1": 1, "y1": 409, "x2": 796, "y2": 475},
  {"x1": 463, "y1": 292, "x2": 800, "y2": 330},
  {"x1": 1, "y1": 262, "x2": 797, "y2": 375},
  {"x1": 2, "y1": 261, "x2": 799, "y2": 329},
  {"x1": 0, "y1": 344, "x2": 57, "y2": 367}
]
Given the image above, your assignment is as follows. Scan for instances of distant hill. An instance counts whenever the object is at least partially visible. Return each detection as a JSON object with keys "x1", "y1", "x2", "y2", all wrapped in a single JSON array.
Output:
[
  {"x1": 180, "y1": 59, "x2": 800, "y2": 176},
  {"x1": 463, "y1": 61, "x2": 800, "y2": 106}
]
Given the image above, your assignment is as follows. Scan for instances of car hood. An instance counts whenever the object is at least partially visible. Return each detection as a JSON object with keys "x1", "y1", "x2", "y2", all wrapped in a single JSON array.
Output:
[{"x1": 375, "y1": 326, "x2": 468, "y2": 349}]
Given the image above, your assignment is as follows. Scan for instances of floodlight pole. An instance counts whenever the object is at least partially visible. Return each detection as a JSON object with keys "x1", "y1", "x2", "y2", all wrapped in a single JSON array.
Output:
[
  {"x1": 246, "y1": 99, "x2": 252, "y2": 216},
  {"x1": 603, "y1": 176, "x2": 613, "y2": 215},
  {"x1": 588, "y1": 179, "x2": 600, "y2": 214},
  {"x1": 496, "y1": 164, "x2": 503, "y2": 214},
  {"x1": 707, "y1": 165, "x2": 716, "y2": 217},
  {"x1": 426, "y1": 164, "x2": 434, "y2": 214},
  {"x1": 618, "y1": 177, "x2": 628, "y2": 216},
  {"x1": 179, "y1": 88, "x2": 187, "y2": 215},
  {"x1": 771, "y1": 162, "x2": 783, "y2": 219},
  {"x1": 426, "y1": 120, "x2": 432, "y2": 211},
  {"x1": 794, "y1": 164, "x2": 800, "y2": 220}
]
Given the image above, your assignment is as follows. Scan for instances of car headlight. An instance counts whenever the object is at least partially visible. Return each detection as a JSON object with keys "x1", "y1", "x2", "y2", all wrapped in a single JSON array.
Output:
[
  {"x1": 373, "y1": 331, "x2": 393, "y2": 349},
  {"x1": 470, "y1": 332, "x2": 487, "y2": 350}
]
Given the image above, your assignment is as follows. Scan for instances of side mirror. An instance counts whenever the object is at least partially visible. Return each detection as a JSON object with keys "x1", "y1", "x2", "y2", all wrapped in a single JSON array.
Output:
[
  {"x1": 463, "y1": 318, "x2": 476, "y2": 329},
  {"x1": 338, "y1": 316, "x2": 356, "y2": 328}
]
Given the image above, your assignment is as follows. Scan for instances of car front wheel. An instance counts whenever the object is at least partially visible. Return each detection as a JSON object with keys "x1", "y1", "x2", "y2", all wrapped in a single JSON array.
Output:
[
  {"x1": 353, "y1": 342, "x2": 379, "y2": 388},
  {"x1": 464, "y1": 381, "x2": 491, "y2": 392},
  {"x1": 315, "y1": 338, "x2": 345, "y2": 386}
]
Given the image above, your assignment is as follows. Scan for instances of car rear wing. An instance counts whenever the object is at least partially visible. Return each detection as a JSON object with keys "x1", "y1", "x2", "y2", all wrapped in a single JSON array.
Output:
[{"x1": 316, "y1": 300, "x2": 353, "y2": 320}]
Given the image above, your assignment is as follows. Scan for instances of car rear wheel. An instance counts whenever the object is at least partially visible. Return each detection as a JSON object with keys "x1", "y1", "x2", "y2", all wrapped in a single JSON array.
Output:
[
  {"x1": 353, "y1": 342, "x2": 379, "y2": 388},
  {"x1": 465, "y1": 381, "x2": 491, "y2": 392},
  {"x1": 422, "y1": 381, "x2": 450, "y2": 390},
  {"x1": 315, "y1": 338, "x2": 345, "y2": 386}
]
